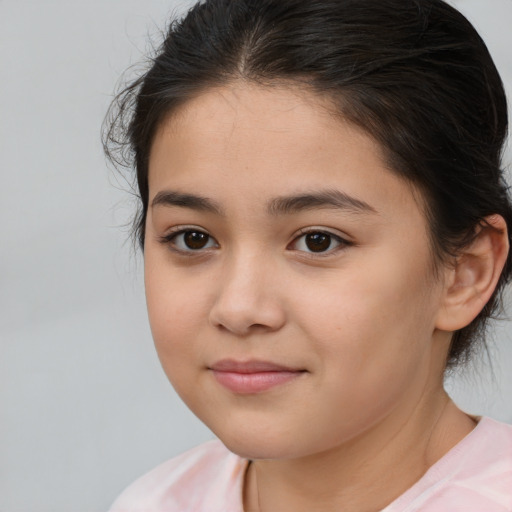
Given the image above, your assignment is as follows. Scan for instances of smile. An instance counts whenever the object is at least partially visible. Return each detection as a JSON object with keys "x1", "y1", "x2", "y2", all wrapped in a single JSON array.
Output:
[{"x1": 209, "y1": 359, "x2": 306, "y2": 394}]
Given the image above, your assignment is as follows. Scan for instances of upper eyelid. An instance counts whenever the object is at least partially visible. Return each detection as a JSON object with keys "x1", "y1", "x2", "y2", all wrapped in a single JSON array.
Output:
[
  {"x1": 163, "y1": 224, "x2": 212, "y2": 236},
  {"x1": 293, "y1": 226, "x2": 352, "y2": 242},
  {"x1": 158, "y1": 225, "x2": 352, "y2": 248},
  {"x1": 159, "y1": 228, "x2": 219, "y2": 255},
  {"x1": 159, "y1": 225, "x2": 217, "y2": 244},
  {"x1": 160, "y1": 225, "x2": 351, "y2": 239},
  {"x1": 286, "y1": 229, "x2": 353, "y2": 257}
]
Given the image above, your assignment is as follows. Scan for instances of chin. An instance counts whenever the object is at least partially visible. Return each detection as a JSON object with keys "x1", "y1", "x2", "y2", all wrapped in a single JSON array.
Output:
[
  {"x1": 222, "y1": 438, "x2": 292, "y2": 460},
  {"x1": 212, "y1": 424, "x2": 310, "y2": 460}
]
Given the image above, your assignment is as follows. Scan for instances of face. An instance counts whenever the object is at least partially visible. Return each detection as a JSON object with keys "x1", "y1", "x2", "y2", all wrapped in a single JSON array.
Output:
[{"x1": 144, "y1": 84, "x2": 449, "y2": 460}]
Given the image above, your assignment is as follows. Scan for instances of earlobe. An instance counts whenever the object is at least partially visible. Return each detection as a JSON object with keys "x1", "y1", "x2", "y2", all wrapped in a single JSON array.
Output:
[{"x1": 436, "y1": 215, "x2": 509, "y2": 332}]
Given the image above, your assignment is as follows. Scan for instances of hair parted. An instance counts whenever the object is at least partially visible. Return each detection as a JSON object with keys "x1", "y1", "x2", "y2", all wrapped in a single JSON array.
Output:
[{"x1": 103, "y1": 0, "x2": 511, "y2": 367}]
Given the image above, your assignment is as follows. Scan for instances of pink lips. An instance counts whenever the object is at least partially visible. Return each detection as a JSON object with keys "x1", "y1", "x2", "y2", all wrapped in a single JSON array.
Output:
[{"x1": 209, "y1": 359, "x2": 305, "y2": 394}]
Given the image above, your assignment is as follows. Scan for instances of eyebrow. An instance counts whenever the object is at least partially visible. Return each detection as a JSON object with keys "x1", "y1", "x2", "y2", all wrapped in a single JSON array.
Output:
[
  {"x1": 150, "y1": 188, "x2": 377, "y2": 216},
  {"x1": 267, "y1": 189, "x2": 378, "y2": 216},
  {"x1": 151, "y1": 190, "x2": 223, "y2": 215}
]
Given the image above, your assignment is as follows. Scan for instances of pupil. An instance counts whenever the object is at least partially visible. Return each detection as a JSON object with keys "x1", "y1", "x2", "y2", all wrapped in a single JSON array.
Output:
[
  {"x1": 184, "y1": 231, "x2": 209, "y2": 249},
  {"x1": 305, "y1": 233, "x2": 331, "y2": 252}
]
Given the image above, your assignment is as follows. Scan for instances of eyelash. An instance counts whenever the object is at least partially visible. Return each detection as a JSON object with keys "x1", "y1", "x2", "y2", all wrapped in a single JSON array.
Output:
[
  {"x1": 159, "y1": 226, "x2": 352, "y2": 256},
  {"x1": 159, "y1": 226, "x2": 218, "y2": 254},
  {"x1": 289, "y1": 228, "x2": 352, "y2": 256}
]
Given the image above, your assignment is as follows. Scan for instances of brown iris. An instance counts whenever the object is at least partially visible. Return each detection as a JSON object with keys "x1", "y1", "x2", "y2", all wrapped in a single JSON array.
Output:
[
  {"x1": 184, "y1": 231, "x2": 210, "y2": 249},
  {"x1": 305, "y1": 233, "x2": 331, "y2": 252}
]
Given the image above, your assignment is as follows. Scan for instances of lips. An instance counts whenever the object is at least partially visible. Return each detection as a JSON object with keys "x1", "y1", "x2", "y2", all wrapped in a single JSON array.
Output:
[{"x1": 209, "y1": 359, "x2": 306, "y2": 394}]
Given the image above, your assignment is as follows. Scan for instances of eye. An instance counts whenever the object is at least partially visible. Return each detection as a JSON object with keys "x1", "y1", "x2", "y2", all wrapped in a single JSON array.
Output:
[
  {"x1": 289, "y1": 230, "x2": 349, "y2": 254},
  {"x1": 162, "y1": 228, "x2": 218, "y2": 252}
]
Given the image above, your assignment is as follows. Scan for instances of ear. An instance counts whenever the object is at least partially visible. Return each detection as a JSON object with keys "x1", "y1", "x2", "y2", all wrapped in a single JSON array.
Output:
[{"x1": 436, "y1": 215, "x2": 509, "y2": 332}]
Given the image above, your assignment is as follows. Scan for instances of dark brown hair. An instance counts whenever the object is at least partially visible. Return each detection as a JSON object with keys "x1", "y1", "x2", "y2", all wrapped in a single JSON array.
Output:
[{"x1": 103, "y1": 0, "x2": 511, "y2": 366}]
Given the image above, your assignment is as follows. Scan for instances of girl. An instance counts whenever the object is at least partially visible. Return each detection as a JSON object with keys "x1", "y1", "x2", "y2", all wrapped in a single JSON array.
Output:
[{"x1": 105, "y1": 0, "x2": 512, "y2": 510}]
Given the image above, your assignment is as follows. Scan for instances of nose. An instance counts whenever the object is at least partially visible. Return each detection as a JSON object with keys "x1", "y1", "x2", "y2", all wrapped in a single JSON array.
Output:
[{"x1": 208, "y1": 253, "x2": 286, "y2": 336}]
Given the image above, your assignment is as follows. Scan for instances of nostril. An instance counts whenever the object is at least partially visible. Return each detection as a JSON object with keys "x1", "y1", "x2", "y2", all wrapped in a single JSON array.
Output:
[
  {"x1": 208, "y1": 265, "x2": 286, "y2": 335},
  {"x1": 209, "y1": 297, "x2": 286, "y2": 336}
]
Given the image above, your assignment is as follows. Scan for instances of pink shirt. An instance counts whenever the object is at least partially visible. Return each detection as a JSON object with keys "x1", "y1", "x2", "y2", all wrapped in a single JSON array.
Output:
[{"x1": 109, "y1": 417, "x2": 512, "y2": 511}]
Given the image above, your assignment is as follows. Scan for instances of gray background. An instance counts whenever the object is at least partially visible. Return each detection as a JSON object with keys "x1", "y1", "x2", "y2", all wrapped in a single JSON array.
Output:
[{"x1": 1, "y1": 1, "x2": 511, "y2": 510}]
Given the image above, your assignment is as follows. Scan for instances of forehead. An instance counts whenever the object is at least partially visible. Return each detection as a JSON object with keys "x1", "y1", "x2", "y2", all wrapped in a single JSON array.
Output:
[{"x1": 148, "y1": 83, "x2": 424, "y2": 220}]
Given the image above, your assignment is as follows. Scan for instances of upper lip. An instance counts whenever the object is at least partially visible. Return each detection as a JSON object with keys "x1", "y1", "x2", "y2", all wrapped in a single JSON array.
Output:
[{"x1": 209, "y1": 359, "x2": 304, "y2": 373}]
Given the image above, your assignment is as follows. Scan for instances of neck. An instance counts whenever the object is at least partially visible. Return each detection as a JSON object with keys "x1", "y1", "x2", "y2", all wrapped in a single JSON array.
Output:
[{"x1": 243, "y1": 392, "x2": 476, "y2": 512}]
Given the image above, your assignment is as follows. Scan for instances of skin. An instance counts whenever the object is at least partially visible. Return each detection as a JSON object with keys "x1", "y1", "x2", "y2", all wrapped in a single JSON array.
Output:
[{"x1": 144, "y1": 83, "x2": 507, "y2": 511}]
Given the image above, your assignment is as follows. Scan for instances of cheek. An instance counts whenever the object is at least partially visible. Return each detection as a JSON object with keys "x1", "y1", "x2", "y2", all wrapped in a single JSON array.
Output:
[
  {"x1": 285, "y1": 267, "x2": 437, "y2": 442},
  {"x1": 144, "y1": 254, "x2": 209, "y2": 367},
  {"x1": 145, "y1": 267, "x2": 210, "y2": 409},
  {"x1": 289, "y1": 248, "x2": 439, "y2": 373}
]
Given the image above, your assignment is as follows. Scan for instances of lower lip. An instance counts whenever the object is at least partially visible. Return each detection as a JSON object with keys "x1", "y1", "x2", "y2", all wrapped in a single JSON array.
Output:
[{"x1": 211, "y1": 370, "x2": 303, "y2": 394}]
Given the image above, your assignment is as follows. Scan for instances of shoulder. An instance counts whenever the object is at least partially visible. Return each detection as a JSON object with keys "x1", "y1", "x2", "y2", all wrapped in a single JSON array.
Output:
[
  {"x1": 385, "y1": 417, "x2": 512, "y2": 512},
  {"x1": 108, "y1": 439, "x2": 247, "y2": 512},
  {"x1": 436, "y1": 417, "x2": 512, "y2": 511}
]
